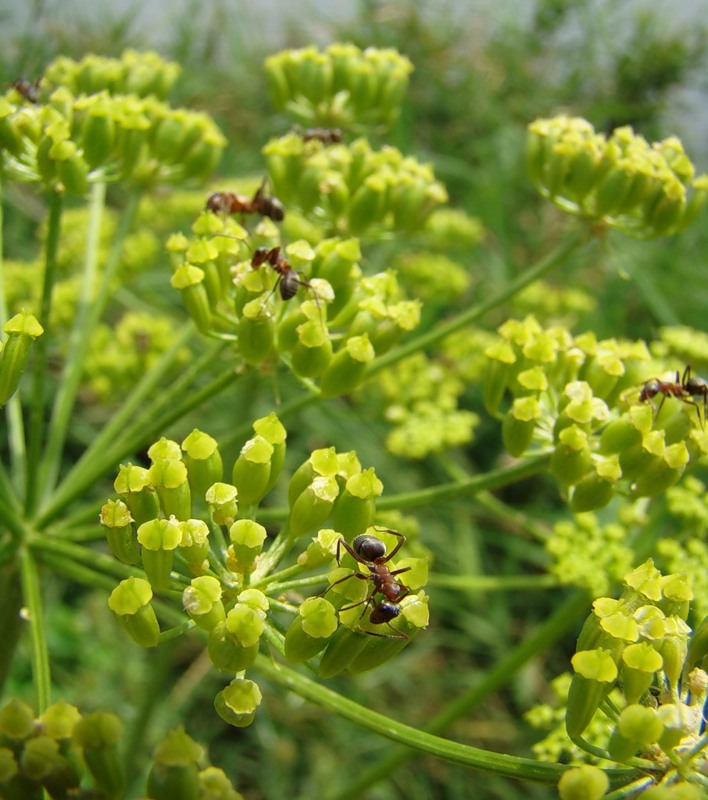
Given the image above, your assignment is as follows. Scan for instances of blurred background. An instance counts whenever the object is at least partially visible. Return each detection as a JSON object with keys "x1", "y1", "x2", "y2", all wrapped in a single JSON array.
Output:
[{"x1": 2, "y1": 2, "x2": 708, "y2": 798}]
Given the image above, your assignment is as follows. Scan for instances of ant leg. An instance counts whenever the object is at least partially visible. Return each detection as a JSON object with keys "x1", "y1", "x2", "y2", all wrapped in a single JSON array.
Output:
[
  {"x1": 372, "y1": 527, "x2": 407, "y2": 561},
  {"x1": 336, "y1": 537, "x2": 368, "y2": 567},
  {"x1": 324, "y1": 570, "x2": 368, "y2": 596}
]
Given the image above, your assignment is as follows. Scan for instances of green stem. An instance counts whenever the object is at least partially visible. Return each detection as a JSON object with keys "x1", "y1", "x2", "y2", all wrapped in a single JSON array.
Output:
[
  {"x1": 366, "y1": 233, "x2": 586, "y2": 377},
  {"x1": 0, "y1": 566, "x2": 24, "y2": 695},
  {"x1": 25, "y1": 190, "x2": 63, "y2": 515},
  {"x1": 37, "y1": 182, "x2": 129, "y2": 503},
  {"x1": 256, "y1": 652, "x2": 634, "y2": 787},
  {"x1": 327, "y1": 590, "x2": 607, "y2": 800},
  {"x1": 19, "y1": 546, "x2": 51, "y2": 712},
  {"x1": 31, "y1": 532, "x2": 139, "y2": 583},
  {"x1": 427, "y1": 573, "x2": 560, "y2": 591}
]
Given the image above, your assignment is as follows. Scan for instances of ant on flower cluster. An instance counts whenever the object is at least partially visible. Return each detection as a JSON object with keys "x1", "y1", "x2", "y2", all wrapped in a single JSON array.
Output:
[
  {"x1": 326, "y1": 529, "x2": 411, "y2": 640},
  {"x1": 639, "y1": 364, "x2": 708, "y2": 429},
  {"x1": 206, "y1": 177, "x2": 285, "y2": 222}
]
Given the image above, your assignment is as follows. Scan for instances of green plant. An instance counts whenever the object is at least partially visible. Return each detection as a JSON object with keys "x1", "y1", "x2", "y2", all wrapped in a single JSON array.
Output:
[{"x1": 1, "y1": 42, "x2": 707, "y2": 800}]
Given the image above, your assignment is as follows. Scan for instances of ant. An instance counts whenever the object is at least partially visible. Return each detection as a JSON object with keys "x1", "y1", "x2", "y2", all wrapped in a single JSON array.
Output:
[
  {"x1": 297, "y1": 126, "x2": 343, "y2": 145},
  {"x1": 251, "y1": 245, "x2": 317, "y2": 303},
  {"x1": 206, "y1": 177, "x2": 285, "y2": 222},
  {"x1": 11, "y1": 78, "x2": 41, "y2": 104},
  {"x1": 639, "y1": 364, "x2": 707, "y2": 429},
  {"x1": 326, "y1": 530, "x2": 411, "y2": 639}
]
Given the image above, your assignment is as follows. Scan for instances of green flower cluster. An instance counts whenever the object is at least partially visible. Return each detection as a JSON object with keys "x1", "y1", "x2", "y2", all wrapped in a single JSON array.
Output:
[
  {"x1": 566, "y1": 561, "x2": 707, "y2": 786},
  {"x1": 484, "y1": 315, "x2": 708, "y2": 511},
  {"x1": 264, "y1": 43, "x2": 413, "y2": 130},
  {"x1": 652, "y1": 326, "x2": 708, "y2": 376},
  {"x1": 103, "y1": 417, "x2": 429, "y2": 726},
  {"x1": 168, "y1": 219, "x2": 420, "y2": 395},
  {"x1": 546, "y1": 513, "x2": 636, "y2": 597},
  {"x1": 0, "y1": 50, "x2": 226, "y2": 193},
  {"x1": 0, "y1": 698, "x2": 243, "y2": 800},
  {"x1": 527, "y1": 116, "x2": 708, "y2": 238},
  {"x1": 262, "y1": 133, "x2": 448, "y2": 236},
  {"x1": 368, "y1": 352, "x2": 480, "y2": 458}
]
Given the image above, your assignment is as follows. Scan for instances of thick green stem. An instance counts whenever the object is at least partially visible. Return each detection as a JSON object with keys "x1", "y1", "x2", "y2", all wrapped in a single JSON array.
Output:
[
  {"x1": 367, "y1": 233, "x2": 586, "y2": 377},
  {"x1": 327, "y1": 590, "x2": 605, "y2": 800},
  {"x1": 19, "y1": 546, "x2": 51, "y2": 712},
  {"x1": 0, "y1": 566, "x2": 24, "y2": 695},
  {"x1": 428, "y1": 573, "x2": 561, "y2": 591},
  {"x1": 25, "y1": 190, "x2": 64, "y2": 515},
  {"x1": 256, "y1": 651, "x2": 635, "y2": 787}
]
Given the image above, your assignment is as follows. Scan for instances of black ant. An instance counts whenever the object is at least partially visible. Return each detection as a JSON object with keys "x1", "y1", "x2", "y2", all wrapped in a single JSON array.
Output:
[
  {"x1": 251, "y1": 246, "x2": 317, "y2": 303},
  {"x1": 639, "y1": 364, "x2": 707, "y2": 429},
  {"x1": 206, "y1": 177, "x2": 285, "y2": 222},
  {"x1": 297, "y1": 126, "x2": 343, "y2": 145},
  {"x1": 11, "y1": 78, "x2": 41, "y2": 104},
  {"x1": 326, "y1": 530, "x2": 411, "y2": 639}
]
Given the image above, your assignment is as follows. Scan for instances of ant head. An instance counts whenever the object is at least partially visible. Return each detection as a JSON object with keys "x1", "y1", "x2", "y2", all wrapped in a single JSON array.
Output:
[
  {"x1": 639, "y1": 380, "x2": 660, "y2": 402},
  {"x1": 352, "y1": 534, "x2": 386, "y2": 562}
]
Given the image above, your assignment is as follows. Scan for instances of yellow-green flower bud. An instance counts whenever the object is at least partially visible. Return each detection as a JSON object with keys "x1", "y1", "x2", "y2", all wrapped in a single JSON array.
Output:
[
  {"x1": 599, "y1": 416, "x2": 642, "y2": 455},
  {"x1": 291, "y1": 321, "x2": 333, "y2": 379},
  {"x1": 182, "y1": 576, "x2": 225, "y2": 632},
  {"x1": 608, "y1": 705, "x2": 663, "y2": 762},
  {"x1": 550, "y1": 426, "x2": 593, "y2": 487},
  {"x1": 148, "y1": 458, "x2": 191, "y2": 520},
  {"x1": 319, "y1": 334, "x2": 375, "y2": 397},
  {"x1": 182, "y1": 128, "x2": 226, "y2": 182},
  {"x1": 348, "y1": 175, "x2": 388, "y2": 235},
  {"x1": 21, "y1": 735, "x2": 78, "y2": 793},
  {"x1": 0, "y1": 312, "x2": 44, "y2": 405},
  {"x1": 0, "y1": 698, "x2": 35, "y2": 741},
  {"x1": 621, "y1": 642, "x2": 663, "y2": 705},
  {"x1": 148, "y1": 438, "x2": 183, "y2": 462},
  {"x1": 214, "y1": 678, "x2": 262, "y2": 728},
  {"x1": 557, "y1": 765, "x2": 609, "y2": 800},
  {"x1": 570, "y1": 459, "x2": 620, "y2": 512},
  {"x1": 171, "y1": 264, "x2": 211, "y2": 334},
  {"x1": 237, "y1": 302, "x2": 275, "y2": 366},
  {"x1": 114, "y1": 464, "x2": 159, "y2": 525},
  {"x1": 53, "y1": 140, "x2": 89, "y2": 196},
  {"x1": 198, "y1": 766, "x2": 242, "y2": 798},
  {"x1": 80, "y1": 100, "x2": 115, "y2": 170},
  {"x1": 207, "y1": 622, "x2": 258, "y2": 673},
  {"x1": 146, "y1": 727, "x2": 203, "y2": 800},
  {"x1": 289, "y1": 475, "x2": 339, "y2": 539},
  {"x1": 39, "y1": 701, "x2": 81, "y2": 740},
  {"x1": 137, "y1": 517, "x2": 182, "y2": 591},
  {"x1": 566, "y1": 648, "x2": 618, "y2": 739},
  {"x1": 284, "y1": 597, "x2": 338, "y2": 662},
  {"x1": 107, "y1": 577, "x2": 160, "y2": 647},
  {"x1": 656, "y1": 702, "x2": 694, "y2": 753},
  {"x1": 100, "y1": 499, "x2": 139, "y2": 565},
  {"x1": 229, "y1": 519, "x2": 267, "y2": 571},
  {"x1": 632, "y1": 442, "x2": 689, "y2": 498},
  {"x1": 685, "y1": 615, "x2": 708, "y2": 673},
  {"x1": 181, "y1": 430, "x2": 223, "y2": 500},
  {"x1": 73, "y1": 712, "x2": 124, "y2": 800},
  {"x1": 297, "y1": 528, "x2": 340, "y2": 569},
  {"x1": 288, "y1": 447, "x2": 338, "y2": 506},
  {"x1": 253, "y1": 413, "x2": 287, "y2": 494},
  {"x1": 659, "y1": 621, "x2": 691, "y2": 688},
  {"x1": 331, "y1": 468, "x2": 383, "y2": 539},
  {"x1": 225, "y1": 603, "x2": 265, "y2": 651},
  {"x1": 231, "y1": 435, "x2": 274, "y2": 508},
  {"x1": 205, "y1": 482, "x2": 238, "y2": 526},
  {"x1": 177, "y1": 519, "x2": 210, "y2": 572},
  {"x1": 502, "y1": 397, "x2": 541, "y2": 457}
]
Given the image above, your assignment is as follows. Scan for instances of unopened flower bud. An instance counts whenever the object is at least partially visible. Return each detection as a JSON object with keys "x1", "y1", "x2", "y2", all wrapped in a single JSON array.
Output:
[
  {"x1": 231, "y1": 435, "x2": 274, "y2": 508},
  {"x1": 289, "y1": 475, "x2": 339, "y2": 538},
  {"x1": 108, "y1": 577, "x2": 160, "y2": 647},
  {"x1": 114, "y1": 464, "x2": 159, "y2": 525},
  {"x1": 557, "y1": 765, "x2": 609, "y2": 800},
  {"x1": 566, "y1": 648, "x2": 618, "y2": 739},
  {"x1": 171, "y1": 265, "x2": 211, "y2": 334},
  {"x1": 148, "y1": 458, "x2": 191, "y2": 520},
  {"x1": 0, "y1": 312, "x2": 44, "y2": 405},
  {"x1": 319, "y1": 334, "x2": 375, "y2": 398},
  {"x1": 146, "y1": 727, "x2": 203, "y2": 800},
  {"x1": 73, "y1": 712, "x2": 124, "y2": 800},
  {"x1": 331, "y1": 469, "x2": 382, "y2": 538},
  {"x1": 205, "y1": 482, "x2": 238, "y2": 526},
  {"x1": 181, "y1": 430, "x2": 223, "y2": 500},
  {"x1": 137, "y1": 517, "x2": 182, "y2": 591},
  {"x1": 214, "y1": 678, "x2": 262, "y2": 728},
  {"x1": 100, "y1": 499, "x2": 139, "y2": 565},
  {"x1": 229, "y1": 519, "x2": 267, "y2": 571}
]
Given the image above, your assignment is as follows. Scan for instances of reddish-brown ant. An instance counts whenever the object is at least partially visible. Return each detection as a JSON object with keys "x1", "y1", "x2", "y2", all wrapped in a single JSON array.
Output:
[
  {"x1": 11, "y1": 78, "x2": 41, "y2": 104},
  {"x1": 639, "y1": 364, "x2": 707, "y2": 429},
  {"x1": 326, "y1": 530, "x2": 411, "y2": 639},
  {"x1": 298, "y1": 127, "x2": 343, "y2": 145},
  {"x1": 206, "y1": 177, "x2": 285, "y2": 222},
  {"x1": 251, "y1": 245, "x2": 316, "y2": 303}
]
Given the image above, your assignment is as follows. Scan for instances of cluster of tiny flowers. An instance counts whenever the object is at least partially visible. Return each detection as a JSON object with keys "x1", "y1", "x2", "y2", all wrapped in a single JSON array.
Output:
[
  {"x1": 0, "y1": 50, "x2": 226, "y2": 194},
  {"x1": 564, "y1": 560, "x2": 707, "y2": 794},
  {"x1": 367, "y1": 352, "x2": 480, "y2": 459},
  {"x1": 167, "y1": 215, "x2": 421, "y2": 396},
  {"x1": 527, "y1": 116, "x2": 708, "y2": 238},
  {"x1": 262, "y1": 133, "x2": 448, "y2": 236},
  {"x1": 0, "y1": 698, "x2": 243, "y2": 800},
  {"x1": 102, "y1": 416, "x2": 429, "y2": 727},
  {"x1": 484, "y1": 315, "x2": 708, "y2": 511},
  {"x1": 264, "y1": 43, "x2": 413, "y2": 130}
]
